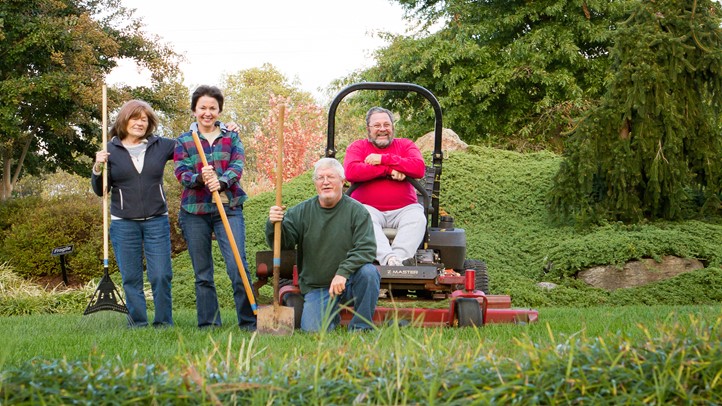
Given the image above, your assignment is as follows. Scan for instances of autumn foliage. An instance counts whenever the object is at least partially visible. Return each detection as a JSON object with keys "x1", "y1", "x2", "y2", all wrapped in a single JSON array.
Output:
[{"x1": 252, "y1": 95, "x2": 325, "y2": 184}]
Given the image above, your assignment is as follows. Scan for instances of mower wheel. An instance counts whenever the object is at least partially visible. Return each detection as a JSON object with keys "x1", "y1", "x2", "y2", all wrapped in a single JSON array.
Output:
[
  {"x1": 462, "y1": 259, "x2": 489, "y2": 293},
  {"x1": 455, "y1": 297, "x2": 484, "y2": 327},
  {"x1": 282, "y1": 292, "x2": 304, "y2": 330}
]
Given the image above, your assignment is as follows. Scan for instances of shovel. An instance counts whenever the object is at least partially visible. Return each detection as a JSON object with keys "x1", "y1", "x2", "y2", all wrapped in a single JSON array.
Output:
[
  {"x1": 257, "y1": 104, "x2": 295, "y2": 335},
  {"x1": 190, "y1": 131, "x2": 258, "y2": 316}
]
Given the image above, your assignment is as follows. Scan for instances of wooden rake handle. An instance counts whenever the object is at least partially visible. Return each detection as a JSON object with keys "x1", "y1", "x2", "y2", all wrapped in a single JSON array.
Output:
[
  {"x1": 102, "y1": 85, "x2": 109, "y2": 270},
  {"x1": 190, "y1": 131, "x2": 258, "y2": 315}
]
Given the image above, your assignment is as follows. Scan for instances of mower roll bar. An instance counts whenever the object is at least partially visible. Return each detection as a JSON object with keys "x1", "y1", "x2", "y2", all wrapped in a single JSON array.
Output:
[{"x1": 325, "y1": 82, "x2": 444, "y2": 227}]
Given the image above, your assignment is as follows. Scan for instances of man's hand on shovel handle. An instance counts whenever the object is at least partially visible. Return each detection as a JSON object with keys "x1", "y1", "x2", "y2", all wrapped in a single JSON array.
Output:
[
  {"x1": 329, "y1": 275, "x2": 347, "y2": 297},
  {"x1": 269, "y1": 206, "x2": 285, "y2": 223}
]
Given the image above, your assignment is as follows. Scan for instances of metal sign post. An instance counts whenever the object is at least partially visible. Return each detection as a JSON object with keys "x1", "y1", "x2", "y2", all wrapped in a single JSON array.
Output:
[{"x1": 51, "y1": 244, "x2": 74, "y2": 286}]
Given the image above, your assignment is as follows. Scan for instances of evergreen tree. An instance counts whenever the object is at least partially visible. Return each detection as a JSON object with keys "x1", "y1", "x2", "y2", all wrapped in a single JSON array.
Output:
[
  {"x1": 356, "y1": 0, "x2": 632, "y2": 148},
  {"x1": 550, "y1": 0, "x2": 722, "y2": 223}
]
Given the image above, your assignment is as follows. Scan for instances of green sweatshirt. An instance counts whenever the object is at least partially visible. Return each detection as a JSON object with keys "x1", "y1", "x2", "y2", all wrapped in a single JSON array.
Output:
[{"x1": 265, "y1": 194, "x2": 376, "y2": 294}]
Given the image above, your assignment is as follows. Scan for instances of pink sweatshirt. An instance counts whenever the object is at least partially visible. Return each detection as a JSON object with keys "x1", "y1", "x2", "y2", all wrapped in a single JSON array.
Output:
[{"x1": 344, "y1": 138, "x2": 426, "y2": 211}]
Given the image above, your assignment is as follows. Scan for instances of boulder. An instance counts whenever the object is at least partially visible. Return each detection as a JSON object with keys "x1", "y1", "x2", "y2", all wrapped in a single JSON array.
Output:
[
  {"x1": 577, "y1": 256, "x2": 704, "y2": 291},
  {"x1": 537, "y1": 282, "x2": 558, "y2": 290},
  {"x1": 415, "y1": 128, "x2": 468, "y2": 153}
]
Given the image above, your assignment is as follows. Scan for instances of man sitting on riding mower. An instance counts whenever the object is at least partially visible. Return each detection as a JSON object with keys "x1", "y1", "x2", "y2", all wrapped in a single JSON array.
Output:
[
  {"x1": 266, "y1": 158, "x2": 380, "y2": 332},
  {"x1": 343, "y1": 107, "x2": 427, "y2": 267}
]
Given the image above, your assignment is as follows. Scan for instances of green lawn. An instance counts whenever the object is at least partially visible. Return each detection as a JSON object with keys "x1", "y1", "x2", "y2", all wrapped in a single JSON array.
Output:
[{"x1": 2, "y1": 305, "x2": 720, "y2": 404}]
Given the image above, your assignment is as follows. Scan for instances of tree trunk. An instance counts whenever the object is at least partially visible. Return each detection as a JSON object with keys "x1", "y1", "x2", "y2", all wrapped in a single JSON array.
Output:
[
  {"x1": 0, "y1": 135, "x2": 33, "y2": 202},
  {"x1": 1, "y1": 150, "x2": 12, "y2": 202}
]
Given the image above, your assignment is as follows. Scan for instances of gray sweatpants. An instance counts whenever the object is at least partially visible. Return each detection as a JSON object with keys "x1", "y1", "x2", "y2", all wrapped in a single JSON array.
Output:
[{"x1": 363, "y1": 203, "x2": 426, "y2": 265}]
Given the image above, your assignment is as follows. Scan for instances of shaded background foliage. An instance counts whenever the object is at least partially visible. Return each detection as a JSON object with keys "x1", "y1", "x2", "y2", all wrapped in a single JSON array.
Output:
[
  {"x1": 550, "y1": 0, "x2": 722, "y2": 223},
  {"x1": 353, "y1": 0, "x2": 633, "y2": 150},
  {"x1": 0, "y1": 194, "x2": 110, "y2": 280},
  {"x1": 0, "y1": 0, "x2": 187, "y2": 200}
]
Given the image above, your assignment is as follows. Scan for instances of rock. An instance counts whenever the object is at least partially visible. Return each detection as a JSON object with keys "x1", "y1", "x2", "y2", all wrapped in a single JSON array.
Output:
[
  {"x1": 537, "y1": 282, "x2": 558, "y2": 290},
  {"x1": 415, "y1": 128, "x2": 468, "y2": 153},
  {"x1": 577, "y1": 256, "x2": 704, "y2": 291}
]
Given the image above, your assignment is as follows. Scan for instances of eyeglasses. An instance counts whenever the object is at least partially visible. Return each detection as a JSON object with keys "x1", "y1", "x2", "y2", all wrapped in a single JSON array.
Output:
[
  {"x1": 313, "y1": 175, "x2": 340, "y2": 183},
  {"x1": 369, "y1": 123, "x2": 392, "y2": 130}
]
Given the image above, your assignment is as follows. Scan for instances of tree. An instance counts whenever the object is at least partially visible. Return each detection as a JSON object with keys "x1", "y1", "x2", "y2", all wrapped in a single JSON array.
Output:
[
  {"x1": 322, "y1": 74, "x2": 391, "y2": 153},
  {"x1": 357, "y1": 0, "x2": 632, "y2": 149},
  {"x1": 220, "y1": 64, "x2": 319, "y2": 191},
  {"x1": 252, "y1": 95, "x2": 324, "y2": 186},
  {"x1": 0, "y1": 0, "x2": 183, "y2": 200},
  {"x1": 221, "y1": 64, "x2": 315, "y2": 141},
  {"x1": 115, "y1": 79, "x2": 190, "y2": 139},
  {"x1": 550, "y1": 0, "x2": 722, "y2": 223}
]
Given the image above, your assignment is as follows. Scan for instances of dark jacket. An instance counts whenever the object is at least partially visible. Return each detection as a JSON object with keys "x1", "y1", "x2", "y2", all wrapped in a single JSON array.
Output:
[{"x1": 91, "y1": 135, "x2": 176, "y2": 219}]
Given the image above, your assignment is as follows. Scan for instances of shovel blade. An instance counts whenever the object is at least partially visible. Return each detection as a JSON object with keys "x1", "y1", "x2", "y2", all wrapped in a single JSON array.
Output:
[{"x1": 257, "y1": 305, "x2": 295, "y2": 335}]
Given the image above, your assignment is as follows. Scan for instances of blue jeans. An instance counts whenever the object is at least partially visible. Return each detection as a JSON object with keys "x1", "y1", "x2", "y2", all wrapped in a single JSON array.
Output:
[
  {"x1": 179, "y1": 206, "x2": 256, "y2": 330},
  {"x1": 109, "y1": 215, "x2": 173, "y2": 327},
  {"x1": 301, "y1": 263, "x2": 379, "y2": 332}
]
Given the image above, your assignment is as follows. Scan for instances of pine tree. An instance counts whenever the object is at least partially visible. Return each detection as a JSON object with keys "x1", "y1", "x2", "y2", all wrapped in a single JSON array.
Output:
[
  {"x1": 550, "y1": 0, "x2": 722, "y2": 223},
  {"x1": 360, "y1": 0, "x2": 632, "y2": 148}
]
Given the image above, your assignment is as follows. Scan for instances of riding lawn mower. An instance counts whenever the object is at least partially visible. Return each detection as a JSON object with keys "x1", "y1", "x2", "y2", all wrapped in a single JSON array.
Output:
[{"x1": 255, "y1": 82, "x2": 538, "y2": 328}]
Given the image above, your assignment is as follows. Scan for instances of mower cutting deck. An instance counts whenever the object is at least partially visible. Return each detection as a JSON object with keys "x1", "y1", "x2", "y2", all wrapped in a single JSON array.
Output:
[
  {"x1": 254, "y1": 82, "x2": 539, "y2": 329},
  {"x1": 255, "y1": 259, "x2": 539, "y2": 328}
]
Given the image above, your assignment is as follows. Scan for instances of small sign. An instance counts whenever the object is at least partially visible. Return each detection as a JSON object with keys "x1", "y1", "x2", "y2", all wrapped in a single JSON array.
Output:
[{"x1": 51, "y1": 245, "x2": 74, "y2": 256}]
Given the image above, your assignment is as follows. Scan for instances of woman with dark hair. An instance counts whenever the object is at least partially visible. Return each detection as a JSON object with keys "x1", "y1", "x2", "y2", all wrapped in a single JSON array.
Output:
[
  {"x1": 174, "y1": 85, "x2": 256, "y2": 331},
  {"x1": 91, "y1": 99, "x2": 175, "y2": 327}
]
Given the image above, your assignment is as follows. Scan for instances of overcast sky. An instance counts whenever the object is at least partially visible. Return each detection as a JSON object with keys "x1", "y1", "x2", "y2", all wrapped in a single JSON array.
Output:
[{"x1": 106, "y1": 0, "x2": 411, "y2": 100}]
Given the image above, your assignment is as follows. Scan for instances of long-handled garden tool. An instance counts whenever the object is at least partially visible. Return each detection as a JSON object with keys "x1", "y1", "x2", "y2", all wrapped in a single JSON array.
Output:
[
  {"x1": 190, "y1": 131, "x2": 258, "y2": 318},
  {"x1": 84, "y1": 84, "x2": 130, "y2": 318},
  {"x1": 257, "y1": 104, "x2": 295, "y2": 335}
]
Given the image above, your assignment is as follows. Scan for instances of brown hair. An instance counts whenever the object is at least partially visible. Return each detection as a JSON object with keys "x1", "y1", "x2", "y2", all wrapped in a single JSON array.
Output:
[
  {"x1": 191, "y1": 85, "x2": 224, "y2": 113},
  {"x1": 109, "y1": 100, "x2": 158, "y2": 140}
]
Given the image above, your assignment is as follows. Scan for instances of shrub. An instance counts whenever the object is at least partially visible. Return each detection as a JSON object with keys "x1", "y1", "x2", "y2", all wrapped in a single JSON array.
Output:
[
  {"x1": 0, "y1": 196, "x2": 42, "y2": 243},
  {"x1": 162, "y1": 165, "x2": 186, "y2": 255},
  {"x1": 0, "y1": 194, "x2": 111, "y2": 280}
]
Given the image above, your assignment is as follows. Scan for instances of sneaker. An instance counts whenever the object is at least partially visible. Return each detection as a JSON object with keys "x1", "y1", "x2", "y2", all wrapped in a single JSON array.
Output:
[{"x1": 386, "y1": 256, "x2": 402, "y2": 266}]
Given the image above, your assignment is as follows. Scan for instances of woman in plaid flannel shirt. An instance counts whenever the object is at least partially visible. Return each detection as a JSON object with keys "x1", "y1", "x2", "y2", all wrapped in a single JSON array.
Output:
[{"x1": 173, "y1": 85, "x2": 256, "y2": 331}]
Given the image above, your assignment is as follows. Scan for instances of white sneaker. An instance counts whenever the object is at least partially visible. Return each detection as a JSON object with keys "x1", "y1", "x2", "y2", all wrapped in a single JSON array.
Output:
[{"x1": 386, "y1": 256, "x2": 402, "y2": 266}]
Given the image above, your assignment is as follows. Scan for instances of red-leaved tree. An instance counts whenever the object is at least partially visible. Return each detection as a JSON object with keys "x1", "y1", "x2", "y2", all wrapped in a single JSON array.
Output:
[{"x1": 252, "y1": 95, "x2": 325, "y2": 184}]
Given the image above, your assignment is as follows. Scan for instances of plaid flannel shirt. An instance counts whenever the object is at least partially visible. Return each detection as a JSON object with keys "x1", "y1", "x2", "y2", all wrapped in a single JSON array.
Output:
[{"x1": 174, "y1": 122, "x2": 248, "y2": 214}]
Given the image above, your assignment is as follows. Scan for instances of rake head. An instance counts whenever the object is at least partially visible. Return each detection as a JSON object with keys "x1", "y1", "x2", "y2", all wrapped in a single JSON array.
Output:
[{"x1": 83, "y1": 268, "x2": 129, "y2": 315}]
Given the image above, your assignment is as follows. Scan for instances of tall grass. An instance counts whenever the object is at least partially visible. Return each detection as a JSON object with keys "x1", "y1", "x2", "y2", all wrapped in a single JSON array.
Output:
[{"x1": 1, "y1": 306, "x2": 720, "y2": 404}]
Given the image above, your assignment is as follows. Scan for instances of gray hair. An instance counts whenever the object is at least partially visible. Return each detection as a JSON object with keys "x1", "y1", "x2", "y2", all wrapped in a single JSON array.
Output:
[
  {"x1": 313, "y1": 158, "x2": 345, "y2": 181},
  {"x1": 365, "y1": 107, "x2": 394, "y2": 127}
]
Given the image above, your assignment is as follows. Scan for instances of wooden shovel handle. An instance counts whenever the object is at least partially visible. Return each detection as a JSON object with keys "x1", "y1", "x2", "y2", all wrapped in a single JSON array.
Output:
[{"x1": 273, "y1": 104, "x2": 285, "y2": 306}]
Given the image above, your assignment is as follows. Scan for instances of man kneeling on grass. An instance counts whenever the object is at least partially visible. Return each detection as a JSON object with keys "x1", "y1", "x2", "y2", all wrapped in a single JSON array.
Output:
[{"x1": 265, "y1": 158, "x2": 379, "y2": 332}]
